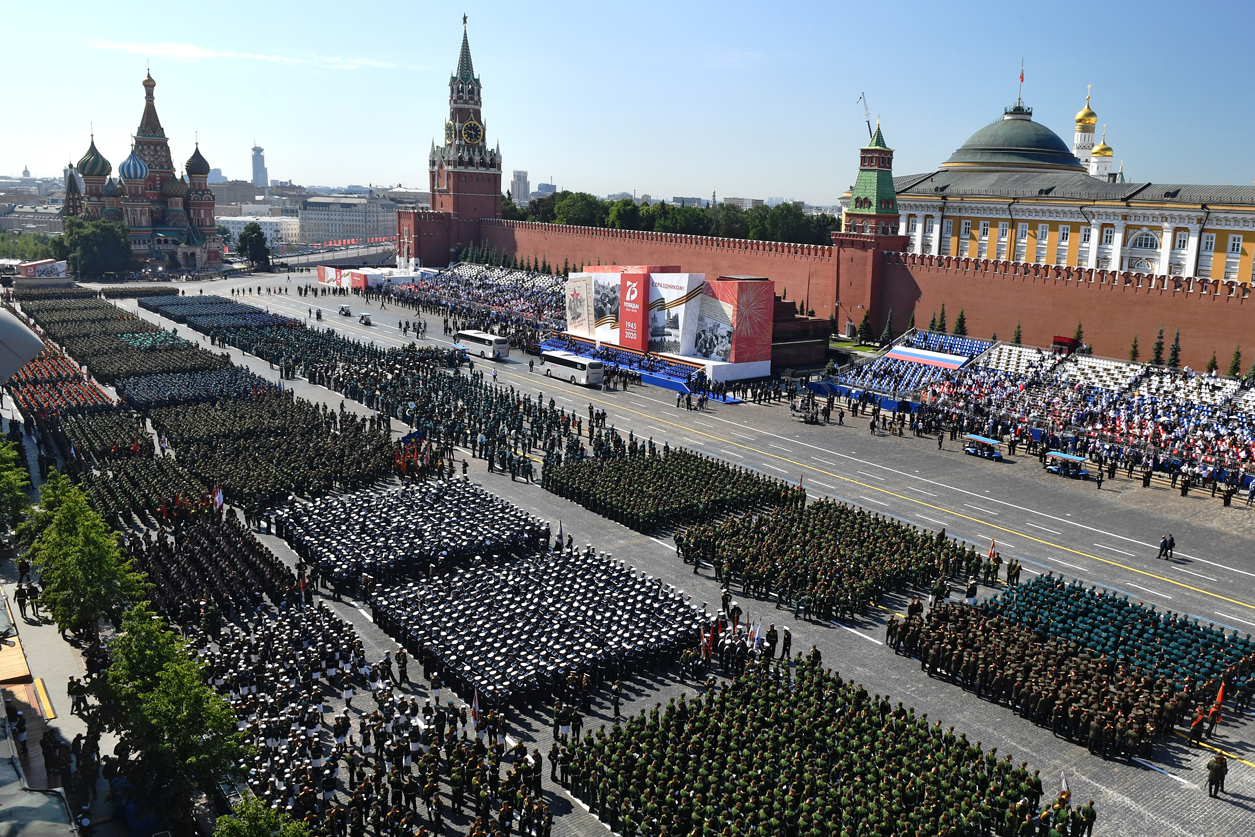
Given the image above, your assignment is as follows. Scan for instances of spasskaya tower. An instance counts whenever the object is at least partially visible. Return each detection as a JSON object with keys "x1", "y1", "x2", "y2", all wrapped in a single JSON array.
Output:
[{"x1": 429, "y1": 17, "x2": 501, "y2": 247}]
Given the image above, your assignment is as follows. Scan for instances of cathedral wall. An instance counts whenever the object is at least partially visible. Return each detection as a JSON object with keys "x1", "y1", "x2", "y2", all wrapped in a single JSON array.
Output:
[{"x1": 879, "y1": 254, "x2": 1252, "y2": 369}]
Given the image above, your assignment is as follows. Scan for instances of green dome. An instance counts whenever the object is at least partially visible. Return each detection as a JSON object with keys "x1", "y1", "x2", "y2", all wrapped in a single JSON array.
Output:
[
  {"x1": 162, "y1": 175, "x2": 188, "y2": 198},
  {"x1": 942, "y1": 105, "x2": 1084, "y2": 172},
  {"x1": 76, "y1": 138, "x2": 111, "y2": 178},
  {"x1": 185, "y1": 144, "x2": 211, "y2": 177}
]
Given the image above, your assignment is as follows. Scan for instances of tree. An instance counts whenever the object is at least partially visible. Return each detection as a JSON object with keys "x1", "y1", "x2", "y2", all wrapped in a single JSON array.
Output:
[
  {"x1": 1013, "y1": 323, "x2": 1022, "y2": 345},
  {"x1": 28, "y1": 486, "x2": 148, "y2": 638},
  {"x1": 1129, "y1": 334, "x2": 1140, "y2": 362},
  {"x1": 952, "y1": 308, "x2": 967, "y2": 336},
  {"x1": 928, "y1": 312, "x2": 936, "y2": 331},
  {"x1": 51, "y1": 217, "x2": 132, "y2": 278},
  {"x1": 1073, "y1": 322, "x2": 1084, "y2": 343},
  {"x1": 937, "y1": 304, "x2": 947, "y2": 333},
  {"x1": 215, "y1": 224, "x2": 233, "y2": 247},
  {"x1": 554, "y1": 192, "x2": 607, "y2": 227},
  {"x1": 17, "y1": 468, "x2": 70, "y2": 550},
  {"x1": 1152, "y1": 328, "x2": 1165, "y2": 365},
  {"x1": 1229, "y1": 344, "x2": 1242, "y2": 377},
  {"x1": 92, "y1": 604, "x2": 245, "y2": 829},
  {"x1": 500, "y1": 195, "x2": 526, "y2": 221},
  {"x1": 606, "y1": 199, "x2": 641, "y2": 231},
  {"x1": 879, "y1": 310, "x2": 894, "y2": 344},
  {"x1": 236, "y1": 222, "x2": 271, "y2": 270},
  {"x1": 1207, "y1": 351, "x2": 1218, "y2": 373},
  {"x1": 0, "y1": 230, "x2": 55, "y2": 261},
  {"x1": 856, "y1": 311, "x2": 873, "y2": 344},
  {"x1": 908, "y1": 311, "x2": 916, "y2": 331},
  {"x1": 0, "y1": 439, "x2": 29, "y2": 536},
  {"x1": 1167, "y1": 328, "x2": 1181, "y2": 368},
  {"x1": 216, "y1": 796, "x2": 309, "y2": 837}
]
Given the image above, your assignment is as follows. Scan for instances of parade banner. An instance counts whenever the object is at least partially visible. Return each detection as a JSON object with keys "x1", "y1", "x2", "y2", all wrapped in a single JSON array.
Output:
[
  {"x1": 618, "y1": 273, "x2": 649, "y2": 352},
  {"x1": 694, "y1": 294, "x2": 735, "y2": 362},
  {"x1": 703, "y1": 279, "x2": 775, "y2": 364},
  {"x1": 564, "y1": 274, "x2": 594, "y2": 337},
  {"x1": 647, "y1": 273, "x2": 704, "y2": 355}
]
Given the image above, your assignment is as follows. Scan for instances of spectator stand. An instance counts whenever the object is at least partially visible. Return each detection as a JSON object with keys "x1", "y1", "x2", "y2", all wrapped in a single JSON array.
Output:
[{"x1": 539, "y1": 334, "x2": 723, "y2": 397}]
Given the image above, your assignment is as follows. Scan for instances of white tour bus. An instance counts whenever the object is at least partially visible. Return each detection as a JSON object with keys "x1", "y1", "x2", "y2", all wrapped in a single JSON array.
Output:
[
  {"x1": 453, "y1": 330, "x2": 510, "y2": 360},
  {"x1": 541, "y1": 350, "x2": 605, "y2": 386}
]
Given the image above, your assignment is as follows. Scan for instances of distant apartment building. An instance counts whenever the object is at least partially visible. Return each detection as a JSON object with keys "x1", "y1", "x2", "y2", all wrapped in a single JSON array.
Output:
[
  {"x1": 298, "y1": 194, "x2": 398, "y2": 243},
  {"x1": 0, "y1": 204, "x2": 64, "y2": 233},
  {"x1": 510, "y1": 171, "x2": 529, "y2": 205},
  {"x1": 672, "y1": 197, "x2": 704, "y2": 207},
  {"x1": 216, "y1": 215, "x2": 300, "y2": 246},
  {"x1": 722, "y1": 197, "x2": 764, "y2": 211}
]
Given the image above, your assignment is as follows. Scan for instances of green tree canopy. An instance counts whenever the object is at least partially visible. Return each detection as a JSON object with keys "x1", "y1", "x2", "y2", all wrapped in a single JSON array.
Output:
[
  {"x1": 16, "y1": 468, "x2": 69, "y2": 550},
  {"x1": 1167, "y1": 328, "x2": 1181, "y2": 368},
  {"x1": 216, "y1": 796, "x2": 309, "y2": 837},
  {"x1": 952, "y1": 309, "x2": 967, "y2": 336},
  {"x1": 28, "y1": 485, "x2": 148, "y2": 637},
  {"x1": 92, "y1": 603, "x2": 246, "y2": 827},
  {"x1": 51, "y1": 217, "x2": 133, "y2": 278},
  {"x1": 0, "y1": 439, "x2": 29, "y2": 535},
  {"x1": 236, "y1": 222, "x2": 271, "y2": 270},
  {"x1": 0, "y1": 230, "x2": 56, "y2": 262},
  {"x1": 1230, "y1": 344, "x2": 1242, "y2": 377},
  {"x1": 554, "y1": 192, "x2": 608, "y2": 227},
  {"x1": 606, "y1": 199, "x2": 641, "y2": 231},
  {"x1": 1152, "y1": 328, "x2": 1165, "y2": 365}
]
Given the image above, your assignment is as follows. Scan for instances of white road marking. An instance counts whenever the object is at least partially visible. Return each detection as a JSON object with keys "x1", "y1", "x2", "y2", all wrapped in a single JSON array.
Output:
[
  {"x1": 810, "y1": 480, "x2": 838, "y2": 490},
  {"x1": 1175, "y1": 567, "x2": 1218, "y2": 582},
  {"x1": 1131, "y1": 758, "x2": 1192, "y2": 786},
  {"x1": 918, "y1": 515, "x2": 948, "y2": 526},
  {"x1": 762, "y1": 463, "x2": 788, "y2": 473},
  {"x1": 355, "y1": 607, "x2": 374, "y2": 623},
  {"x1": 813, "y1": 458, "x2": 839, "y2": 467},
  {"x1": 719, "y1": 449, "x2": 744, "y2": 458},
  {"x1": 963, "y1": 504, "x2": 998, "y2": 515},
  {"x1": 631, "y1": 395, "x2": 667, "y2": 405},
  {"x1": 682, "y1": 438, "x2": 703, "y2": 445},
  {"x1": 856, "y1": 471, "x2": 886, "y2": 481},
  {"x1": 1025, "y1": 522, "x2": 1061, "y2": 534},
  {"x1": 1094, "y1": 543, "x2": 1135, "y2": 557},
  {"x1": 555, "y1": 395, "x2": 573, "y2": 402},
  {"x1": 1216, "y1": 611, "x2": 1255, "y2": 628},
  {"x1": 1020, "y1": 567, "x2": 1042, "y2": 575},
  {"x1": 730, "y1": 432, "x2": 755, "y2": 440},
  {"x1": 906, "y1": 486, "x2": 937, "y2": 496},
  {"x1": 1050, "y1": 557, "x2": 1086, "y2": 570},
  {"x1": 648, "y1": 537, "x2": 673, "y2": 550},
  {"x1": 693, "y1": 420, "x2": 715, "y2": 428},
  {"x1": 861, "y1": 496, "x2": 890, "y2": 506},
  {"x1": 1129, "y1": 583, "x2": 1173, "y2": 599},
  {"x1": 830, "y1": 622, "x2": 884, "y2": 645},
  {"x1": 769, "y1": 443, "x2": 790, "y2": 451}
]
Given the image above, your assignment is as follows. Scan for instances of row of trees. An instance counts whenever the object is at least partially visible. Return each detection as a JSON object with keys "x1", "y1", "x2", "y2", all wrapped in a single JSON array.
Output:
[
  {"x1": 12, "y1": 462, "x2": 256, "y2": 832},
  {"x1": 49, "y1": 218, "x2": 134, "y2": 278},
  {"x1": 0, "y1": 230, "x2": 56, "y2": 262},
  {"x1": 502, "y1": 190, "x2": 841, "y2": 246}
]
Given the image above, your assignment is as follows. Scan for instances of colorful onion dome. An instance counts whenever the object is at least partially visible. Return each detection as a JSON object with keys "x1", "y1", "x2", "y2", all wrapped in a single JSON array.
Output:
[
  {"x1": 118, "y1": 146, "x2": 149, "y2": 182},
  {"x1": 162, "y1": 175, "x2": 188, "y2": 198},
  {"x1": 76, "y1": 138, "x2": 112, "y2": 178},
  {"x1": 101, "y1": 178, "x2": 121, "y2": 198},
  {"x1": 185, "y1": 143, "x2": 211, "y2": 177}
]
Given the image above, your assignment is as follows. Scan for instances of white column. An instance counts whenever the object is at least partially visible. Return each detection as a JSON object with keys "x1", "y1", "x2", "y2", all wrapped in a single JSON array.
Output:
[
  {"x1": 1159, "y1": 224, "x2": 1174, "y2": 275},
  {"x1": 912, "y1": 215, "x2": 926, "y2": 254},
  {"x1": 1184, "y1": 225, "x2": 1201, "y2": 278},
  {"x1": 1109, "y1": 221, "x2": 1126, "y2": 271},
  {"x1": 1086, "y1": 223, "x2": 1101, "y2": 268}
]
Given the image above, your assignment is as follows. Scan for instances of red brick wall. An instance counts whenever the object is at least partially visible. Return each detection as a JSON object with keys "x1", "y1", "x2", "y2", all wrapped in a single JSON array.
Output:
[
  {"x1": 879, "y1": 254, "x2": 1253, "y2": 369},
  {"x1": 397, "y1": 209, "x2": 451, "y2": 267},
  {"x1": 480, "y1": 219, "x2": 842, "y2": 318}
]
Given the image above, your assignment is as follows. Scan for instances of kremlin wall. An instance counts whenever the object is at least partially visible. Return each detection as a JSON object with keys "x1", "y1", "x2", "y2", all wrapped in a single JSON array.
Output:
[{"x1": 404, "y1": 27, "x2": 1253, "y2": 371}]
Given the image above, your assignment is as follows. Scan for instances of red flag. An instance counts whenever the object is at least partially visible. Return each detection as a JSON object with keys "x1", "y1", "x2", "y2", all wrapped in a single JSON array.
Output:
[
  {"x1": 1019, "y1": 68, "x2": 1024, "y2": 83},
  {"x1": 1217, "y1": 681, "x2": 1226, "y2": 705},
  {"x1": 988, "y1": 539, "x2": 996, "y2": 561}
]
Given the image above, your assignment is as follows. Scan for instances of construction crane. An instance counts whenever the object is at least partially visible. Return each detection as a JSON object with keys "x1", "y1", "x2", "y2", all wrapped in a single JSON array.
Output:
[{"x1": 857, "y1": 92, "x2": 874, "y2": 140}]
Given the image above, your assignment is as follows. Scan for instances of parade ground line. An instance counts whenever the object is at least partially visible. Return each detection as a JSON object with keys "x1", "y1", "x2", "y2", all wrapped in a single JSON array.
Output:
[
  {"x1": 491, "y1": 362, "x2": 1255, "y2": 615},
  {"x1": 1169, "y1": 731, "x2": 1255, "y2": 769}
]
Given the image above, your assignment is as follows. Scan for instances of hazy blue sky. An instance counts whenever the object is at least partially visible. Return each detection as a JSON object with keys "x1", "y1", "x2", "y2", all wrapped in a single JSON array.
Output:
[{"x1": 7, "y1": 0, "x2": 1254, "y2": 203}]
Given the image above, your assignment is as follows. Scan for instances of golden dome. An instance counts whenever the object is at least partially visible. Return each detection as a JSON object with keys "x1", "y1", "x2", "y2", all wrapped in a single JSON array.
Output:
[
  {"x1": 1076, "y1": 92, "x2": 1097, "y2": 127},
  {"x1": 1092, "y1": 126, "x2": 1113, "y2": 157}
]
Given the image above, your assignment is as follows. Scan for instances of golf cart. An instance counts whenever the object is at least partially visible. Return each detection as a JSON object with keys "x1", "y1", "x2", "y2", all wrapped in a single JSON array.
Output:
[
  {"x1": 358, "y1": 313, "x2": 372, "y2": 326},
  {"x1": 338, "y1": 305, "x2": 352, "y2": 317}
]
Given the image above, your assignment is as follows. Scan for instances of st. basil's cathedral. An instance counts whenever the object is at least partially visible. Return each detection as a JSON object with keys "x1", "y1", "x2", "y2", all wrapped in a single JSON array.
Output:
[{"x1": 63, "y1": 72, "x2": 221, "y2": 270}]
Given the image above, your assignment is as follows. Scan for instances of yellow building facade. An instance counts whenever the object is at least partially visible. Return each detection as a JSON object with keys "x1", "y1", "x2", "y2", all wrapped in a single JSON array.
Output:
[{"x1": 846, "y1": 96, "x2": 1255, "y2": 284}]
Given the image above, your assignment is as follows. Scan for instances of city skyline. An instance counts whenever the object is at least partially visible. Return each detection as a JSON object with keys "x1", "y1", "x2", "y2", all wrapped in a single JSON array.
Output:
[{"x1": 6, "y1": 0, "x2": 1255, "y2": 204}]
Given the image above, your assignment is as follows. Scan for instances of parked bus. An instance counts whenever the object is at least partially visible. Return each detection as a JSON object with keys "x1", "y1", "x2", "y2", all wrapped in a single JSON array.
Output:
[
  {"x1": 541, "y1": 350, "x2": 605, "y2": 386},
  {"x1": 454, "y1": 330, "x2": 510, "y2": 360}
]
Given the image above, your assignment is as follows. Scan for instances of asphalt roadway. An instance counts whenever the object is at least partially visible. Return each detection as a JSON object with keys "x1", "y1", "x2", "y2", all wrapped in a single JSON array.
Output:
[{"x1": 106, "y1": 275, "x2": 1255, "y2": 836}]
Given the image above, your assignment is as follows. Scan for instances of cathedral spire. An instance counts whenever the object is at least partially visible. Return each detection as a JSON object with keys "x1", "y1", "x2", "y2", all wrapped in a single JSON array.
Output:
[{"x1": 138, "y1": 70, "x2": 165, "y2": 138}]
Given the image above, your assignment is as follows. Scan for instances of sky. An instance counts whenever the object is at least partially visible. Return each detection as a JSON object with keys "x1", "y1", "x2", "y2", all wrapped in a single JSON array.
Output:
[{"x1": 6, "y1": 0, "x2": 1255, "y2": 204}]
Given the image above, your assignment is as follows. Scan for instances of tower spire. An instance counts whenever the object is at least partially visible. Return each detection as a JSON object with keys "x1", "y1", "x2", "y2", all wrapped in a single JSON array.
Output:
[{"x1": 456, "y1": 17, "x2": 475, "y2": 82}]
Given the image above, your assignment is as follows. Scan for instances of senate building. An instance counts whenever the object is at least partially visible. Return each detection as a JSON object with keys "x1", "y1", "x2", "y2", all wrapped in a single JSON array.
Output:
[{"x1": 857, "y1": 93, "x2": 1255, "y2": 285}]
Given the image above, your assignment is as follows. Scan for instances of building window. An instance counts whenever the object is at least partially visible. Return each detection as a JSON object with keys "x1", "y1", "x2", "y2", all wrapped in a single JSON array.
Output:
[
  {"x1": 907, "y1": 217, "x2": 917, "y2": 234},
  {"x1": 941, "y1": 219, "x2": 952, "y2": 237},
  {"x1": 1202, "y1": 233, "x2": 1215, "y2": 252},
  {"x1": 1038, "y1": 223, "x2": 1049, "y2": 240},
  {"x1": 1101, "y1": 227, "x2": 1115, "y2": 246},
  {"x1": 1228, "y1": 234, "x2": 1243, "y2": 255},
  {"x1": 924, "y1": 217, "x2": 935, "y2": 235},
  {"x1": 998, "y1": 222, "x2": 1009, "y2": 239},
  {"x1": 1018, "y1": 223, "x2": 1029, "y2": 241},
  {"x1": 961, "y1": 220, "x2": 971, "y2": 239},
  {"x1": 1174, "y1": 231, "x2": 1188, "y2": 251},
  {"x1": 1129, "y1": 231, "x2": 1159, "y2": 249},
  {"x1": 1059, "y1": 226, "x2": 1070, "y2": 243},
  {"x1": 1081, "y1": 227, "x2": 1091, "y2": 244}
]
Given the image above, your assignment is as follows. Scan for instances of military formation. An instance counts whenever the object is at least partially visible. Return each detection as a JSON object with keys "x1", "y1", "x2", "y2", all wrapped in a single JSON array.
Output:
[
  {"x1": 371, "y1": 545, "x2": 707, "y2": 710},
  {"x1": 542, "y1": 448, "x2": 801, "y2": 533},
  {"x1": 570, "y1": 656, "x2": 1091, "y2": 837},
  {"x1": 678, "y1": 501, "x2": 969, "y2": 618},
  {"x1": 115, "y1": 367, "x2": 277, "y2": 409},
  {"x1": 276, "y1": 481, "x2": 549, "y2": 593}
]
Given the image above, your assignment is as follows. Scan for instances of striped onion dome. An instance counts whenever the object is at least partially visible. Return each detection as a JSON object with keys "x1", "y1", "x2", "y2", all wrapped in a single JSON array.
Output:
[
  {"x1": 76, "y1": 138, "x2": 111, "y2": 178},
  {"x1": 118, "y1": 147, "x2": 149, "y2": 182}
]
